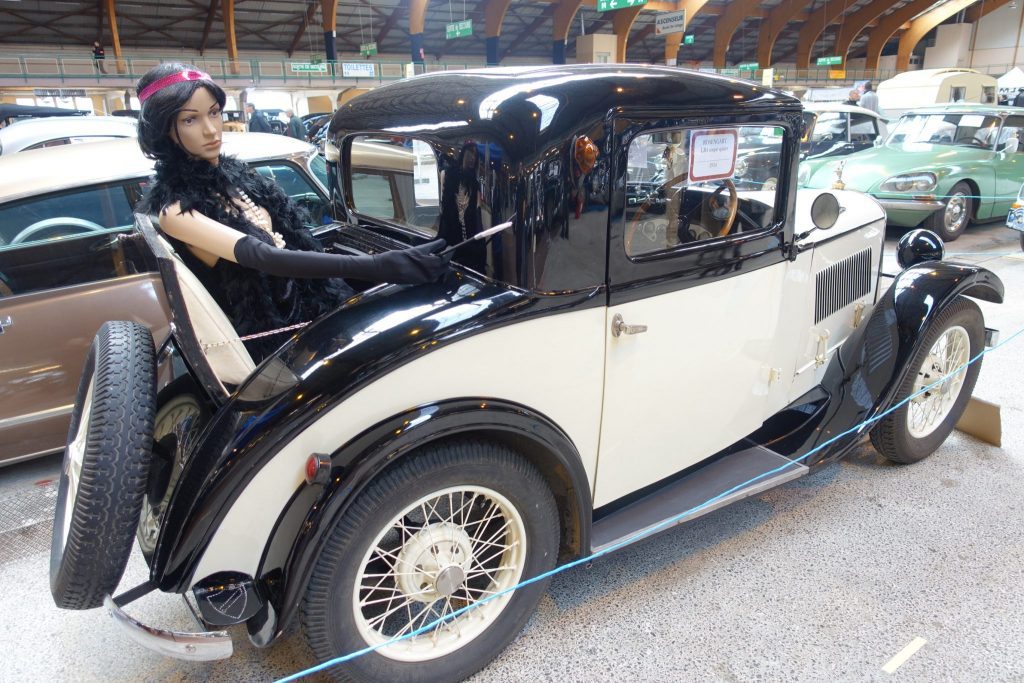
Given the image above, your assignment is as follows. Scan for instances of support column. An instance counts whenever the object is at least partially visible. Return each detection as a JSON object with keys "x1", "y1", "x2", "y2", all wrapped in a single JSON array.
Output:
[
  {"x1": 485, "y1": 0, "x2": 514, "y2": 66},
  {"x1": 552, "y1": 0, "x2": 585, "y2": 64},
  {"x1": 897, "y1": 0, "x2": 980, "y2": 71},
  {"x1": 613, "y1": 6, "x2": 643, "y2": 64},
  {"x1": 222, "y1": 0, "x2": 239, "y2": 74},
  {"x1": 104, "y1": 0, "x2": 125, "y2": 74},
  {"x1": 321, "y1": 0, "x2": 339, "y2": 62},
  {"x1": 410, "y1": 0, "x2": 428, "y2": 66}
]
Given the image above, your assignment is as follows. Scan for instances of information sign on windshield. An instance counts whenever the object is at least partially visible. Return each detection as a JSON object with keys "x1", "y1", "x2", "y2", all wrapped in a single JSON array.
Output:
[{"x1": 688, "y1": 129, "x2": 738, "y2": 182}]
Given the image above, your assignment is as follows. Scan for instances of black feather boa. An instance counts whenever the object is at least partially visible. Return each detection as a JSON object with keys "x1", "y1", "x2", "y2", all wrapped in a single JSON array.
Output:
[{"x1": 138, "y1": 151, "x2": 350, "y2": 362}]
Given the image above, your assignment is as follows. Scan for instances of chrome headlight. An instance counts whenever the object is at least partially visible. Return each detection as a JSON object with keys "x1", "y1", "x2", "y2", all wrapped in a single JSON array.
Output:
[{"x1": 879, "y1": 172, "x2": 937, "y2": 193}]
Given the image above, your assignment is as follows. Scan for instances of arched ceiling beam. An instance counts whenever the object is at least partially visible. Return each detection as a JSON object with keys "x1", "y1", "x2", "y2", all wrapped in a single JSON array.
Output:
[
  {"x1": 199, "y1": 0, "x2": 218, "y2": 54},
  {"x1": 756, "y1": 0, "x2": 810, "y2": 67},
  {"x1": 665, "y1": 0, "x2": 712, "y2": 65},
  {"x1": 486, "y1": 0, "x2": 515, "y2": 37},
  {"x1": 613, "y1": 5, "x2": 644, "y2": 63},
  {"x1": 864, "y1": 0, "x2": 954, "y2": 69},
  {"x1": 897, "y1": 0, "x2": 980, "y2": 70},
  {"x1": 321, "y1": 0, "x2": 338, "y2": 32},
  {"x1": 713, "y1": 0, "x2": 762, "y2": 67},
  {"x1": 966, "y1": 0, "x2": 1012, "y2": 22},
  {"x1": 553, "y1": 0, "x2": 585, "y2": 42},
  {"x1": 288, "y1": 2, "x2": 320, "y2": 57},
  {"x1": 795, "y1": 0, "x2": 857, "y2": 69},
  {"x1": 830, "y1": 0, "x2": 892, "y2": 66},
  {"x1": 410, "y1": 0, "x2": 429, "y2": 35},
  {"x1": 222, "y1": 0, "x2": 238, "y2": 73},
  {"x1": 105, "y1": 0, "x2": 123, "y2": 72}
]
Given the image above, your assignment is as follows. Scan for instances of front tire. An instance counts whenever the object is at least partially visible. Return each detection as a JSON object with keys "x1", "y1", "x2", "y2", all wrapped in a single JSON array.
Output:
[
  {"x1": 925, "y1": 181, "x2": 973, "y2": 241},
  {"x1": 301, "y1": 440, "x2": 559, "y2": 683},
  {"x1": 870, "y1": 297, "x2": 983, "y2": 464}
]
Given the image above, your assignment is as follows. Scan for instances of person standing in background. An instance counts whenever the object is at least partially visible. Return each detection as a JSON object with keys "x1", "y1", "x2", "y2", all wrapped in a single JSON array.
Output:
[
  {"x1": 860, "y1": 82, "x2": 880, "y2": 113},
  {"x1": 286, "y1": 109, "x2": 307, "y2": 140},
  {"x1": 92, "y1": 41, "x2": 106, "y2": 74},
  {"x1": 1014, "y1": 89, "x2": 1024, "y2": 108},
  {"x1": 844, "y1": 89, "x2": 861, "y2": 106},
  {"x1": 246, "y1": 103, "x2": 272, "y2": 133}
]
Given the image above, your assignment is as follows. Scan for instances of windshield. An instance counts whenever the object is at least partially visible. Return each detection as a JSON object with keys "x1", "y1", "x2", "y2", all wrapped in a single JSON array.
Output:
[{"x1": 886, "y1": 113, "x2": 1001, "y2": 148}]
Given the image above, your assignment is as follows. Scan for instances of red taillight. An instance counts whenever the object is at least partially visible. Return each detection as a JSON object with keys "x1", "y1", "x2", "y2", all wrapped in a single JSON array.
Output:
[{"x1": 305, "y1": 453, "x2": 331, "y2": 485}]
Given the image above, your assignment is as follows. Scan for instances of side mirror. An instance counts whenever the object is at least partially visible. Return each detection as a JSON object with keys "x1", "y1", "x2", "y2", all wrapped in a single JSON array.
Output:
[{"x1": 810, "y1": 192, "x2": 841, "y2": 230}]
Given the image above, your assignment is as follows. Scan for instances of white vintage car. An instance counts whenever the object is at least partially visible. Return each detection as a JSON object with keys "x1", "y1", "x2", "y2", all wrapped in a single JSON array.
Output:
[
  {"x1": 1008, "y1": 180, "x2": 1024, "y2": 248},
  {"x1": 51, "y1": 66, "x2": 1003, "y2": 683}
]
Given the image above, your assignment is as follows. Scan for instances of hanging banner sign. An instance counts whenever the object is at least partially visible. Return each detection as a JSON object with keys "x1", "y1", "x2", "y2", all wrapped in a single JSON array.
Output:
[
  {"x1": 684, "y1": 34, "x2": 695, "y2": 45},
  {"x1": 816, "y1": 55, "x2": 843, "y2": 66},
  {"x1": 688, "y1": 128, "x2": 738, "y2": 182},
  {"x1": 445, "y1": 19, "x2": 473, "y2": 39},
  {"x1": 360, "y1": 42, "x2": 378, "y2": 56},
  {"x1": 291, "y1": 62, "x2": 328, "y2": 73},
  {"x1": 738, "y1": 62, "x2": 759, "y2": 72},
  {"x1": 829, "y1": 69, "x2": 847, "y2": 80},
  {"x1": 342, "y1": 62, "x2": 376, "y2": 78},
  {"x1": 34, "y1": 88, "x2": 87, "y2": 97},
  {"x1": 598, "y1": 0, "x2": 648, "y2": 10},
  {"x1": 654, "y1": 10, "x2": 686, "y2": 36}
]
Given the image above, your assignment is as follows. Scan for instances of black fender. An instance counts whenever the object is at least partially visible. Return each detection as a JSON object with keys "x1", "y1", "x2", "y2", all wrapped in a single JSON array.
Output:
[
  {"x1": 794, "y1": 260, "x2": 1002, "y2": 465},
  {"x1": 248, "y1": 397, "x2": 593, "y2": 646}
]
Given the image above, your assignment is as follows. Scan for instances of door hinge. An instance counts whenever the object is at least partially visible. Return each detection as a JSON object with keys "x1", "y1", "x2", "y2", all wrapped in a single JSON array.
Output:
[{"x1": 815, "y1": 329, "x2": 831, "y2": 367}]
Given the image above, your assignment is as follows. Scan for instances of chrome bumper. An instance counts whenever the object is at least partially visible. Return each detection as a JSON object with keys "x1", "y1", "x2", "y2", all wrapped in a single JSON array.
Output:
[
  {"x1": 103, "y1": 595, "x2": 234, "y2": 662},
  {"x1": 876, "y1": 197, "x2": 945, "y2": 214}
]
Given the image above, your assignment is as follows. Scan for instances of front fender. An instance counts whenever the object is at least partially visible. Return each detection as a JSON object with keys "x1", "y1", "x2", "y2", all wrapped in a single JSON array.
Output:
[
  {"x1": 252, "y1": 397, "x2": 592, "y2": 646},
  {"x1": 800, "y1": 260, "x2": 1002, "y2": 465}
]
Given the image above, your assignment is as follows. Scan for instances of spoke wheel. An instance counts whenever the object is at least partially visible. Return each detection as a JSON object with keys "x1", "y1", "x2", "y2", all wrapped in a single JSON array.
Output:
[
  {"x1": 302, "y1": 440, "x2": 559, "y2": 683},
  {"x1": 870, "y1": 297, "x2": 983, "y2": 464}
]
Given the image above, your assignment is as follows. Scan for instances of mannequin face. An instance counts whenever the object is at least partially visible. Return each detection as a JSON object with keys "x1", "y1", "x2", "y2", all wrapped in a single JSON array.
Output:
[{"x1": 169, "y1": 86, "x2": 223, "y2": 165}]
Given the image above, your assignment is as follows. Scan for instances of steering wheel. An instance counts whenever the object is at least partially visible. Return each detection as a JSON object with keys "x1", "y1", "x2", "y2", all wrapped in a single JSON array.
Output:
[
  {"x1": 625, "y1": 170, "x2": 688, "y2": 254},
  {"x1": 705, "y1": 180, "x2": 739, "y2": 237},
  {"x1": 11, "y1": 217, "x2": 106, "y2": 245}
]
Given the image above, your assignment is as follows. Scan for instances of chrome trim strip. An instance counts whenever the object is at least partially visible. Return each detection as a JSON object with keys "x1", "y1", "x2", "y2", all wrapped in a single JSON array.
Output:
[
  {"x1": 103, "y1": 595, "x2": 233, "y2": 662},
  {"x1": 876, "y1": 199, "x2": 945, "y2": 213}
]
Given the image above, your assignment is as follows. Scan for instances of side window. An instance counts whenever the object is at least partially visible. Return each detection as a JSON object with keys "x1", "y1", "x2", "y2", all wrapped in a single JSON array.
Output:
[
  {"x1": 997, "y1": 116, "x2": 1024, "y2": 154},
  {"x1": 252, "y1": 163, "x2": 329, "y2": 226},
  {"x1": 625, "y1": 126, "x2": 782, "y2": 258},
  {"x1": 0, "y1": 183, "x2": 134, "y2": 251},
  {"x1": 347, "y1": 135, "x2": 441, "y2": 235},
  {"x1": 849, "y1": 113, "x2": 879, "y2": 142}
]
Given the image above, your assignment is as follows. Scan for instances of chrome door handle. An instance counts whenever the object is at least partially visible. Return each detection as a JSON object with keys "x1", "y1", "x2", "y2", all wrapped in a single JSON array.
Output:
[
  {"x1": 0, "y1": 315, "x2": 10, "y2": 335},
  {"x1": 611, "y1": 313, "x2": 647, "y2": 337}
]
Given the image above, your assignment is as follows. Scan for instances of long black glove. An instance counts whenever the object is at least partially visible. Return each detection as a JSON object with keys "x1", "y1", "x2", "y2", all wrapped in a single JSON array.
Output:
[{"x1": 233, "y1": 237, "x2": 451, "y2": 285}]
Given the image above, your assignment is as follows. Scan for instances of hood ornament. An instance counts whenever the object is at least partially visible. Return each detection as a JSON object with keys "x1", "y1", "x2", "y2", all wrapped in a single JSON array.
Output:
[{"x1": 831, "y1": 160, "x2": 846, "y2": 191}]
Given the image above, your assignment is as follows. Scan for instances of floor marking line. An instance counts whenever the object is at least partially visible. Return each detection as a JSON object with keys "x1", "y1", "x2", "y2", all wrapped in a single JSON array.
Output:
[{"x1": 882, "y1": 636, "x2": 927, "y2": 674}]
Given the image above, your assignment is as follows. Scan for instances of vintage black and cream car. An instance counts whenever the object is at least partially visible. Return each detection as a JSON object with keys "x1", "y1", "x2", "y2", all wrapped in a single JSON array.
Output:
[{"x1": 51, "y1": 66, "x2": 1003, "y2": 683}]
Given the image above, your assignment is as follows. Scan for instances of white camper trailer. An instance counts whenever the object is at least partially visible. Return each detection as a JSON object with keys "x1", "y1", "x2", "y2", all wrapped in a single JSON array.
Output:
[{"x1": 877, "y1": 68, "x2": 998, "y2": 118}]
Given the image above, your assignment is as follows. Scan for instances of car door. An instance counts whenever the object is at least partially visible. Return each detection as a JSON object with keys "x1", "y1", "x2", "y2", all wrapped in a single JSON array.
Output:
[
  {"x1": 0, "y1": 182, "x2": 170, "y2": 464},
  {"x1": 993, "y1": 115, "x2": 1024, "y2": 218},
  {"x1": 593, "y1": 121, "x2": 798, "y2": 508}
]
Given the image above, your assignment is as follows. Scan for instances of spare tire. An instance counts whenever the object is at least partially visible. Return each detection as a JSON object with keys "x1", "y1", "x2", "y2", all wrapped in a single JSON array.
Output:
[{"x1": 51, "y1": 321, "x2": 156, "y2": 610}]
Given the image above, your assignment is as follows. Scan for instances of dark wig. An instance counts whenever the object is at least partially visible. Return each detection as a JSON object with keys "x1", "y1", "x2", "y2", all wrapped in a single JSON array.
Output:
[{"x1": 136, "y1": 62, "x2": 226, "y2": 163}]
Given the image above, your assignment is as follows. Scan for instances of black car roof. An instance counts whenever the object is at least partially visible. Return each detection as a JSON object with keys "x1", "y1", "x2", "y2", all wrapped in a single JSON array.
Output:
[{"x1": 330, "y1": 64, "x2": 801, "y2": 153}]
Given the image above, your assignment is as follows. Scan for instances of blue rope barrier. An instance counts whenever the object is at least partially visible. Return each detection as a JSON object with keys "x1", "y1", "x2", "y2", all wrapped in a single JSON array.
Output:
[{"x1": 277, "y1": 319, "x2": 1024, "y2": 682}]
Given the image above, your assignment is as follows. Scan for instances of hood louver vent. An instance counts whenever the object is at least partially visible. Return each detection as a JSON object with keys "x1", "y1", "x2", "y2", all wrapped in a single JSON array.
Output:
[{"x1": 815, "y1": 249, "x2": 872, "y2": 324}]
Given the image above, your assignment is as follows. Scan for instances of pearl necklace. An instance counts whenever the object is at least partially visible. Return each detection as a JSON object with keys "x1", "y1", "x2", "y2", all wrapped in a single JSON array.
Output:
[{"x1": 237, "y1": 189, "x2": 285, "y2": 248}]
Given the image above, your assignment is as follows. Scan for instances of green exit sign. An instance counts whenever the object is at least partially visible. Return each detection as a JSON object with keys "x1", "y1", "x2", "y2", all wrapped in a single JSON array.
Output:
[
  {"x1": 360, "y1": 42, "x2": 377, "y2": 56},
  {"x1": 738, "y1": 62, "x2": 759, "y2": 71},
  {"x1": 683, "y1": 34, "x2": 694, "y2": 45},
  {"x1": 445, "y1": 19, "x2": 473, "y2": 39},
  {"x1": 816, "y1": 55, "x2": 843, "y2": 66},
  {"x1": 598, "y1": 0, "x2": 648, "y2": 10}
]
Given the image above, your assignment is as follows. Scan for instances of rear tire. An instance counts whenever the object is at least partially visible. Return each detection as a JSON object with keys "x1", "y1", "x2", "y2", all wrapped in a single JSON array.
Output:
[
  {"x1": 870, "y1": 297, "x2": 983, "y2": 464},
  {"x1": 301, "y1": 440, "x2": 559, "y2": 682},
  {"x1": 50, "y1": 321, "x2": 156, "y2": 609}
]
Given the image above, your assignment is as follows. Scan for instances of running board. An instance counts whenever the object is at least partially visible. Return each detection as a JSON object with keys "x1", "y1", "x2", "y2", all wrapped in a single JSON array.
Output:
[{"x1": 591, "y1": 445, "x2": 807, "y2": 553}]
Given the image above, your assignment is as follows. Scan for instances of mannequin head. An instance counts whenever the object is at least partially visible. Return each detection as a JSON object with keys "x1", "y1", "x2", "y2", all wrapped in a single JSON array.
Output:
[{"x1": 136, "y1": 62, "x2": 227, "y2": 164}]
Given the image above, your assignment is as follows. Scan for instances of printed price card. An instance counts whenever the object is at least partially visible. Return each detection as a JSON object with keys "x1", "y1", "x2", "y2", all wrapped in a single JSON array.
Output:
[{"x1": 688, "y1": 129, "x2": 738, "y2": 182}]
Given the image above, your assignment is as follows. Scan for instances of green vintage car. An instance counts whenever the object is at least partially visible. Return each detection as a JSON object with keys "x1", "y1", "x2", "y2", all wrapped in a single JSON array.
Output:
[{"x1": 800, "y1": 104, "x2": 1024, "y2": 240}]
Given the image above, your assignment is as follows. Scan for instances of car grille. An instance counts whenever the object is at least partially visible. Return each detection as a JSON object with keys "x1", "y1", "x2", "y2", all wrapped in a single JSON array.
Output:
[{"x1": 814, "y1": 248, "x2": 872, "y2": 324}]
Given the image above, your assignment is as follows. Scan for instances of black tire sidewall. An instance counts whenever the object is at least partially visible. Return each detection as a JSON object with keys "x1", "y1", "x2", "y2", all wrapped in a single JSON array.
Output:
[
  {"x1": 304, "y1": 444, "x2": 559, "y2": 683},
  {"x1": 876, "y1": 298, "x2": 983, "y2": 463},
  {"x1": 50, "y1": 321, "x2": 156, "y2": 610},
  {"x1": 927, "y1": 181, "x2": 972, "y2": 241}
]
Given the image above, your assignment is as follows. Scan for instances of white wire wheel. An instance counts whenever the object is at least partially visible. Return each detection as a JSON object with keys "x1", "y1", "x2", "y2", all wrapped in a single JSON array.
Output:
[
  {"x1": 302, "y1": 441, "x2": 560, "y2": 683},
  {"x1": 870, "y1": 297, "x2": 984, "y2": 464}
]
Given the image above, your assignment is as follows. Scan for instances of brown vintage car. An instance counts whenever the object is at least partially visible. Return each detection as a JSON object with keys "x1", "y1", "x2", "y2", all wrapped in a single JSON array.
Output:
[{"x1": 0, "y1": 133, "x2": 333, "y2": 465}]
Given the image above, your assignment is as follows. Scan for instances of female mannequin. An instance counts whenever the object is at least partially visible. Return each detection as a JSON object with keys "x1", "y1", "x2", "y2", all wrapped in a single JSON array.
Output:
[{"x1": 135, "y1": 63, "x2": 450, "y2": 360}]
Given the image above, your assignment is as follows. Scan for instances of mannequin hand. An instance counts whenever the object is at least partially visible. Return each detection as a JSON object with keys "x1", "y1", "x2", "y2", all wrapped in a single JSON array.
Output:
[{"x1": 375, "y1": 239, "x2": 452, "y2": 284}]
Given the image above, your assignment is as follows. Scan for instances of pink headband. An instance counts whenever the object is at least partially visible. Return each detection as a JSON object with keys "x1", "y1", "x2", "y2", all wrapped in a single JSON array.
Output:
[{"x1": 138, "y1": 69, "x2": 212, "y2": 104}]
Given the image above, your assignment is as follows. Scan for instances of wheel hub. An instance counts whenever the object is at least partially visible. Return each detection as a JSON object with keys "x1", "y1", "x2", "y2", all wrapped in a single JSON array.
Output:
[{"x1": 395, "y1": 522, "x2": 473, "y2": 603}]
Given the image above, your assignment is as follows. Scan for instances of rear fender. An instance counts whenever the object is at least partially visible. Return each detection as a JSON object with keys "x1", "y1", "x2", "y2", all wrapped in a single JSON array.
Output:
[{"x1": 249, "y1": 397, "x2": 592, "y2": 646}]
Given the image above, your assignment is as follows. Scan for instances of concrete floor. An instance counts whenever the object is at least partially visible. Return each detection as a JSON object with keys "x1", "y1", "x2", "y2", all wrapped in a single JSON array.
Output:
[{"x1": 2, "y1": 220, "x2": 1024, "y2": 682}]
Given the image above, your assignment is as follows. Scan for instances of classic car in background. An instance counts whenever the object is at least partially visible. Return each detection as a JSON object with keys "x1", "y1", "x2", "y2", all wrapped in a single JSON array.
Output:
[
  {"x1": 0, "y1": 115, "x2": 138, "y2": 155},
  {"x1": 1007, "y1": 181, "x2": 1024, "y2": 249},
  {"x1": 49, "y1": 66, "x2": 1002, "y2": 683},
  {"x1": 734, "y1": 103, "x2": 887, "y2": 191},
  {"x1": 800, "y1": 103, "x2": 1024, "y2": 240},
  {"x1": 0, "y1": 133, "x2": 331, "y2": 466}
]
